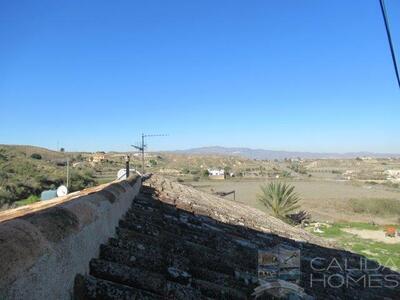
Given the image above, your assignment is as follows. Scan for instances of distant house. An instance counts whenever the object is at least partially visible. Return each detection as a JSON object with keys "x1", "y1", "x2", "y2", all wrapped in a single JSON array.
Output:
[
  {"x1": 208, "y1": 168, "x2": 225, "y2": 180},
  {"x1": 343, "y1": 170, "x2": 355, "y2": 180},
  {"x1": 357, "y1": 156, "x2": 373, "y2": 161},
  {"x1": 90, "y1": 153, "x2": 106, "y2": 163},
  {"x1": 159, "y1": 168, "x2": 180, "y2": 175}
]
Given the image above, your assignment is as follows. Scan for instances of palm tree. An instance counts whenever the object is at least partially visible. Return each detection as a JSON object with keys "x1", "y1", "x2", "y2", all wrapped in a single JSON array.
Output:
[{"x1": 257, "y1": 182, "x2": 300, "y2": 219}]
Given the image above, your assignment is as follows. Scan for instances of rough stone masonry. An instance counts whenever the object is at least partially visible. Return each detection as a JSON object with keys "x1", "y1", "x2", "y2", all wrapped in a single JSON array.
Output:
[{"x1": 75, "y1": 175, "x2": 400, "y2": 299}]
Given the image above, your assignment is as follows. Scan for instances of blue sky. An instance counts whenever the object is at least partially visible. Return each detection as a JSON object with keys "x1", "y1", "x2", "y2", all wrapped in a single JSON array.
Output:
[{"x1": 0, "y1": 0, "x2": 399, "y2": 153}]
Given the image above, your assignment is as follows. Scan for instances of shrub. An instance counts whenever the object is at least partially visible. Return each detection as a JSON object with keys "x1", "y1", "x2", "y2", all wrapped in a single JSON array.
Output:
[
  {"x1": 69, "y1": 171, "x2": 96, "y2": 192},
  {"x1": 30, "y1": 153, "x2": 42, "y2": 160},
  {"x1": 287, "y1": 210, "x2": 311, "y2": 225},
  {"x1": 289, "y1": 163, "x2": 307, "y2": 174},
  {"x1": 258, "y1": 182, "x2": 300, "y2": 220},
  {"x1": 0, "y1": 189, "x2": 13, "y2": 206},
  {"x1": 177, "y1": 178, "x2": 184, "y2": 183},
  {"x1": 0, "y1": 150, "x2": 7, "y2": 161}
]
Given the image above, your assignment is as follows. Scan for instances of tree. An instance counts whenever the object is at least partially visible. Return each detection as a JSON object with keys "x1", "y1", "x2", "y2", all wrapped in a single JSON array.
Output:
[{"x1": 257, "y1": 182, "x2": 300, "y2": 220}]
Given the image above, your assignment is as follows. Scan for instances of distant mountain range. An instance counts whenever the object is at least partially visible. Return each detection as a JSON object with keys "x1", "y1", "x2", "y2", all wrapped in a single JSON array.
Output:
[{"x1": 172, "y1": 146, "x2": 400, "y2": 160}]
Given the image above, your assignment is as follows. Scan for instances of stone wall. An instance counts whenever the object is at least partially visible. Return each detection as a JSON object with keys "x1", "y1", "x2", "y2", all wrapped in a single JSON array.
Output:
[{"x1": 0, "y1": 176, "x2": 141, "y2": 300}]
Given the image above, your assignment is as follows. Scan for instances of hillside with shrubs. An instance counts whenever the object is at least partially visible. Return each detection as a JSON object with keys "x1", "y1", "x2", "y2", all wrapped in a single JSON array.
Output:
[{"x1": 0, "y1": 145, "x2": 96, "y2": 209}]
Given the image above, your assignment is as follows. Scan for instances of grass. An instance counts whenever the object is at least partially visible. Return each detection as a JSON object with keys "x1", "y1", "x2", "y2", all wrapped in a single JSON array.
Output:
[
  {"x1": 310, "y1": 222, "x2": 400, "y2": 271},
  {"x1": 15, "y1": 195, "x2": 40, "y2": 207},
  {"x1": 349, "y1": 198, "x2": 400, "y2": 216}
]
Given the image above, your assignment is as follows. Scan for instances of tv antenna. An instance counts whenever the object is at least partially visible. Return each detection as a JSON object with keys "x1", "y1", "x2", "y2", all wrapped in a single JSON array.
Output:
[{"x1": 131, "y1": 133, "x2": 168, "y2": 175}]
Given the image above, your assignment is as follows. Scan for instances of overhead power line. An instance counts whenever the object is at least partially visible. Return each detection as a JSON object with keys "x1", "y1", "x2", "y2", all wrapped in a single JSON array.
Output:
[{"x1": 379, "y1": 0, "x2": 400, "y2": 88}]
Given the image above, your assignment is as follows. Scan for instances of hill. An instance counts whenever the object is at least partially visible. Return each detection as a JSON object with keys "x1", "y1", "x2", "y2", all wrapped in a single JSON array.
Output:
[
  {"x1": 173, "y1": 146, "x2": 400, "y2": 160},
  {"x1": 0, "y1": 145, "x2": 96, "y2": 208}
]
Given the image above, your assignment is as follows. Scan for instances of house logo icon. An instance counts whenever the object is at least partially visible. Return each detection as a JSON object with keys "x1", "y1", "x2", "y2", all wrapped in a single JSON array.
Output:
[{"x1": 254, "y1": 245, "x2": 311, "y2": 299}]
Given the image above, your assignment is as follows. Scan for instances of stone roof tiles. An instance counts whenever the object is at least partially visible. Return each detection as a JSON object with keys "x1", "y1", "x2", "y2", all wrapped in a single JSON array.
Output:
[{"x1": 74, "y1": 175, "x2": 400, "y2": 299}]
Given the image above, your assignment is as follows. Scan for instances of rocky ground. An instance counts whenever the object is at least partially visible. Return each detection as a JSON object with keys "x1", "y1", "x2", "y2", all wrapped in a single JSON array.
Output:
[{"x1": 74, "y1": 175, "x2": 400, "y2": 299}]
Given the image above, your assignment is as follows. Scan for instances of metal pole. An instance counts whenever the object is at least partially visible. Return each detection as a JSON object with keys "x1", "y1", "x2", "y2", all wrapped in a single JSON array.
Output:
[
  {"x1": 66, "y1": 158, "x2": 70, "y2": 189},
  {"x1": 125, "y1": 155, "x2": 130, "y2": 178},
  {"x1": 141, "y1": 133, "x2": 145, "y2": 174}
]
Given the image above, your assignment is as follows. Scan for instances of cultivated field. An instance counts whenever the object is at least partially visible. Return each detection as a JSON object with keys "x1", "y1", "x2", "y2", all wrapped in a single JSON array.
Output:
[
  {"x1": 187, "y1": 177, "x2": 400, "y2": 269},
  {"x1": 188, "y1": 178, "x2": 400, "y2": 225}
]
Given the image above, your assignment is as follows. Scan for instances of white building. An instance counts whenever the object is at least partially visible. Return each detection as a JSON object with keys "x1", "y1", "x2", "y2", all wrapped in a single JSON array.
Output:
[
  {"x1": 208, "y1": 168, "x2": 225, "y2": 179},
  {"x1": 208, "y1": 169, "x2": 225, "y2": 176}
]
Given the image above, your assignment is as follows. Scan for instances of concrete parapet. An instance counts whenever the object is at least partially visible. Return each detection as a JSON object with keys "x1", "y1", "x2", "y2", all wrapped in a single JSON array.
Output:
[{"x1": 0, "y1": 176, "x2": 141, "y2": 300}]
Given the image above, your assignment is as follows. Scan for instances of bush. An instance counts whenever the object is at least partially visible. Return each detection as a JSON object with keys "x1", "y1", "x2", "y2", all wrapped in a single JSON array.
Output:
[
  {"x1": 30, "y1": 153, "x2": 42, "y2": 160},
  {"x1": 177, "y1": 178, "x2": 184, "y2": 183}
]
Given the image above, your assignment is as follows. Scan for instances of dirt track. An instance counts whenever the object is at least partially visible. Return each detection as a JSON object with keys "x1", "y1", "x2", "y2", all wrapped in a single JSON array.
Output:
[{"x1": 342, "y1": 228, "x2": 400, "y2": 244}]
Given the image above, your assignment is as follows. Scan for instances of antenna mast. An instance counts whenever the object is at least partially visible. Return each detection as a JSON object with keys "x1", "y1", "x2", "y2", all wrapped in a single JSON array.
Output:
[{"x1": 132, "y1": 133, "x2": 168, "y2": 175}]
